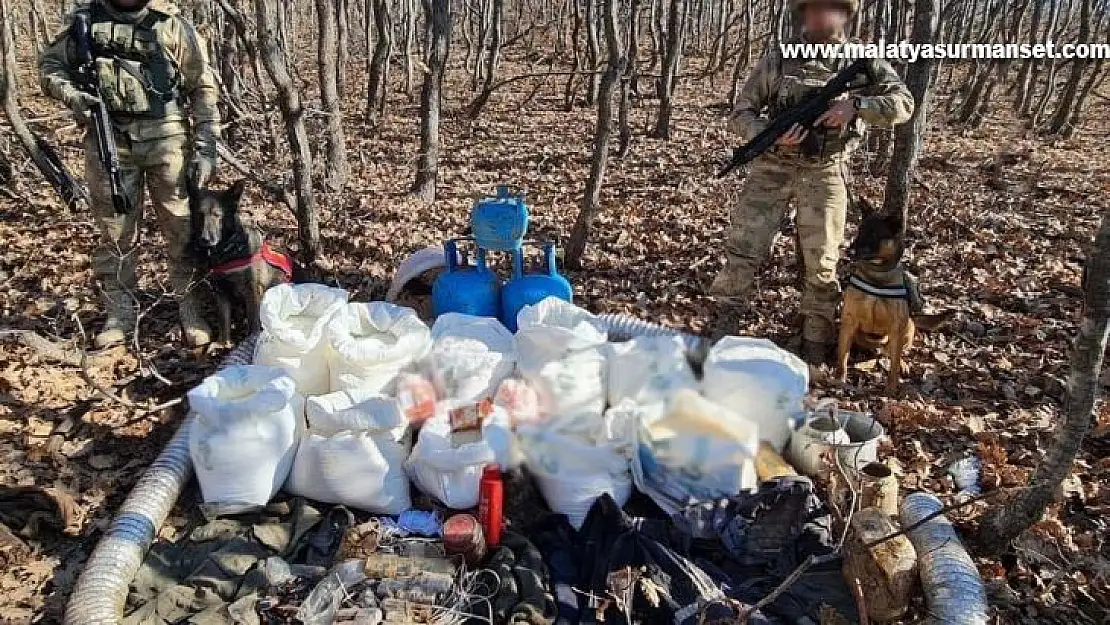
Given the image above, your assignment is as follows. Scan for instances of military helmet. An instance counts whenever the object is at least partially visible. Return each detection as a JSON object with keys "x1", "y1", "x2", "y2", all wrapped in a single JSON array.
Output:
[{"x1": 793, "y1": 0, "x2": 859, "y2": 13}]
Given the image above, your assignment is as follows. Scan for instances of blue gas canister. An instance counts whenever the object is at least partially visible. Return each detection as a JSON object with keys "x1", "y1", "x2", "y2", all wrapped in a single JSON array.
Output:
[
  {"x1": 433, "y1": 239, "x2": 502, "y2": 318},
  {"x1": 471, "y1": 186, "x2": 529, "y2": 251},
  {"x1": 500, "y1": 241, "x2": 573, "y2": 331}
]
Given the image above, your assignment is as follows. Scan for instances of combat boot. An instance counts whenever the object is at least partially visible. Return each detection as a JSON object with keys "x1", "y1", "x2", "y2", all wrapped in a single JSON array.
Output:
[
  {"x1": 95, "y1": 291, "x2": 135, "y2": 348},
  {"x1": 801, "y1": 339, "x2": 832, "y2": 367},
  {"x1": 710, "y1": 301, "x2": 748, "y2": 344},
  {"x1": 179, "y1": 296, "x2": 212, "y2": 347}
]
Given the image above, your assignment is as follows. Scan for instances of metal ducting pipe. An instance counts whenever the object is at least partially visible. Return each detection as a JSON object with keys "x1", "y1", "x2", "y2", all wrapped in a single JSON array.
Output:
[
  {"x1": 900, "y1": 492, "x2": 988, "y2": 625},
  {"x1": 597, "y1": 313, "x2": 709, "y2": 365},
  {"x1": 65, "y1": 338, "x2": 257, "y2": 625}
]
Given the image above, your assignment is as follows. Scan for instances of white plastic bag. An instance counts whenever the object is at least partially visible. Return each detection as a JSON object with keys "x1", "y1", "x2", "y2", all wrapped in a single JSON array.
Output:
[
  {"x1": 326, "y1": 302, "x2": 431, "y2": 394},
  {"x1": 188, "y1": 365, "x2": 302, "y2": 508},
  {"x1": 427, "y1": 314, "x2": 516, "y2": 403},
  {"x1": 605, "y1": 336, "x2": 698, "y2": 406},
  {"x1": 701, "y1": 337, "x2": 809, "y2": 452},
  {"x1": 285, "y1": 389, "x2": 411, "y2": 514},
  {"x1": 515, "y1": 298, "x2": 608, "y2": 429},
  {"x1": 628, "y1": 390, "x2": 759, "y2": 515},
  {"x1": 518, "y1": 414, "x2": 632, "y2": 529},
  {"x1": 254, "y1": 284, "x2": 350, "y2": 396},
  {"x1": 494, "y1": 377, "x2": 541, "y2": 426},
  {"x1": 404, "y1": 404, "x2": 514, "y2": 509}
]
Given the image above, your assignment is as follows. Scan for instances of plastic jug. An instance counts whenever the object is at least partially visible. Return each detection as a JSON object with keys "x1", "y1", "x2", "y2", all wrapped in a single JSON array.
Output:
[
  {"x1": 471, "y1": 186, "x2": 529, "y2": 251},
  {"x1": 500, "y1": 241, "x2": 572, "y2": 332},
  {"x1": 432, "y1": 239, "x2": 502, "y2": 319}
]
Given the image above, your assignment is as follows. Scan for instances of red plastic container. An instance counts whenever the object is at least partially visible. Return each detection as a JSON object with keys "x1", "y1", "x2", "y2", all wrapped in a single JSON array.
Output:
[{"x1": 478, "y1": 465, "x2": 503, "y2": 546}]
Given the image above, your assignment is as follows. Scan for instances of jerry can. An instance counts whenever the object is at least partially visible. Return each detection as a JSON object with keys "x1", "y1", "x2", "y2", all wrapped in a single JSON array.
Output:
[
  {"x1": 471, "y1": 186, "x2": 529, "y2": 251},
  {"x1": 500, "y1": 241, "x2": 573, "y2": 331},
  {"x1": 433, "y1": 239, "x2": 502, "y2": 319}
]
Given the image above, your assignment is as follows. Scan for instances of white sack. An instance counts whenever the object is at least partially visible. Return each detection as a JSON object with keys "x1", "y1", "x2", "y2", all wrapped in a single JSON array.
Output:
[
  {"x1": 628, "y1": 391, "x2": 759, "y2": 515},
  {"x1": 605, "y1": 336, "x2": 698, "y2": 406},
  {"x1": 285, "y1": 389, "x2": 411, "y2": 514},
  {"x1": 515, "y1": 298, "x2": 608, "y2": 429},
  {"x1": 404, "y1": 405, "x2": 514, "y2": 509},
  {"x1": 254, "y1": 284, "x2": 350, "y2": 395},
  {"x1": 189, "y1": 365, "x2": 302, "y2": 508},
  {"x1": 701, "y1": 337, "x2": 809, "y2": 451},
  {"x1": 427, "y1": 314, "x2": 516, "y2": 403},
  {"x1": 327, "y1": 302, "x2": 431, "y2": 394},
  {"x1": 494, "y1": 377, "x2": 541, "y2": 426},
  {"x1": 518, "y1": 414, "x2": 632, "y2": 530}
]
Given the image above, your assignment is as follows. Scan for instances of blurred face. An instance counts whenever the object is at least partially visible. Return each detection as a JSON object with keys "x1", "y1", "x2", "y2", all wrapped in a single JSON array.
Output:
[
  {"x1": 802, "y1": 2, "x2": 850, "y2": 38},
  {"x1": 108, "y1": 0, "x2": 148, "y2": 10}
]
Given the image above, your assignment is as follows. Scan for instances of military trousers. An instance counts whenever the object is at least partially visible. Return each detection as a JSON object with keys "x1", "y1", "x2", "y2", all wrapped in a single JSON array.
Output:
[
  {"x1": 86, "y1": 130, "x2": 198, "y2": 311},
  {"x1": 711, "y1": 153, "x2": 848, "y2": 343}
]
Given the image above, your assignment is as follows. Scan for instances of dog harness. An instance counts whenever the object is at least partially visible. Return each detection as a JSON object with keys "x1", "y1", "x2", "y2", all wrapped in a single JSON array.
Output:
[
  {"x1": 846, "y1": 274, "x2": 909, "y2": 299},
  {"x1": 210, "y1": 242, "x2": 293, "y2": 281}
]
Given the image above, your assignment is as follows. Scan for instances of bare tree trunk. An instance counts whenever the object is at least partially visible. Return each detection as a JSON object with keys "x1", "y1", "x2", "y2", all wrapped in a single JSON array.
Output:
[
  {"x1": 316, "y1": 0, "x2": 349, "y2": 190},
  {"x1": 412, "y1": 0, "x2": 452, "y2": 203},
  {"x1": 255, "y1": 0, "x2": 321, "y2": 266},
  {"x1": 979, "y1": 208, "x2": 1110, "y2": 553},
  {"x1": 1064, "y1": 60, "x2": 1106, "y2": 138},
  {"x1": 0, "y1": 0, "x2": 85, "y2": 207},
  {"x1": 1047, "y1": 0, "x2": 1093, "y2": 135},
  {"x1": 726, "y1": 0, "x2": 751, "y2": 107},
  {"x1": 1013, "y1": 0, "x2": 1043, "y2": 111},
  {"x1": 883, "y1": 0, "x2": 939, "y2": 228},
  {"x1": 402, "y1": 0, "x2": 417, "y2": 96},
  {"x1": 566, "y1": 0, "x2": 624, "y2": 268},
  {"x1": 651, "y1": 0, "x2": 687, "y2": 138},
  {"x1": 585, "y1": 0, "x2": 601, "y2": 104},
  {"x1": 366, "y1": 0, "x2": 393, "y2": 124},
  {"x1": 617, "y1": 0, "x2": 640, "y2": 157},
  {"x1": 564, "y1": 0, "x2": 583, "y2": 109},
  {"x1": 480, "y1": 0, "x2": 505, "y2": 94},
  {"x1": 336, "y1": 0, "x2": 351, "y2": 96}
]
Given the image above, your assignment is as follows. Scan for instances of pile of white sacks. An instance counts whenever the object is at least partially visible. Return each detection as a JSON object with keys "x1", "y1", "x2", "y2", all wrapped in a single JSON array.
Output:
[{"x1": 187, "y1": 284, "x2": 809, "y2": 526}]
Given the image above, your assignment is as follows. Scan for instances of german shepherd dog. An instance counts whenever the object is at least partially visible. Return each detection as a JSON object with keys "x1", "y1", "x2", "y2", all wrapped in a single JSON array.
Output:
[
  {"x1": 188, "y1": 179, "x2": 295, "y2": 344},
  {"x1": 836, "y1": 211, "x2": 951, "y2": 393}
]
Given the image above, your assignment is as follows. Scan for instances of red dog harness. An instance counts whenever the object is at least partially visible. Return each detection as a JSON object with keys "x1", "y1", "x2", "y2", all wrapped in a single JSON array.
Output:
[{"x1": 210, "y1": 242, "x2": 294, "y2": 282}]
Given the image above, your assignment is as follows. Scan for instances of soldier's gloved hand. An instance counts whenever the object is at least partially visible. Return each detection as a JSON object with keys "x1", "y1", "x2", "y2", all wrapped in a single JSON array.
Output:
[
  {"x1": 64, "y1": 91, "x2": 100, "y2": 122},
  {"x1": 189, "y1": 152, "x2": 217, "y2": 189}
]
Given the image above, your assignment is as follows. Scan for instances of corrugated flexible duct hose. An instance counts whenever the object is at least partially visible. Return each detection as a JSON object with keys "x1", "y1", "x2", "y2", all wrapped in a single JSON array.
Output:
[
  {"x1": 900, "y1": 492, "x2": 989, "y2": 625},
  {"x1": 64, "y1": 337, "x2": 257, "y2": 625}
]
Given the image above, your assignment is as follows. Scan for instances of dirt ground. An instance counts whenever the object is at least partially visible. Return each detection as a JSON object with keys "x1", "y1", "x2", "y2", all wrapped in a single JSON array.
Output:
[{"x1": 1, "y1": 27, "x2": 1109, "y2": 625}]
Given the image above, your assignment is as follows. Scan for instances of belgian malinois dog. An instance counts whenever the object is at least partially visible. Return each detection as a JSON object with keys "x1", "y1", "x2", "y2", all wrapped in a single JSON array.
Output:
[{"x1": 836, "y1": 211, "x2": 952, "y2": 393}]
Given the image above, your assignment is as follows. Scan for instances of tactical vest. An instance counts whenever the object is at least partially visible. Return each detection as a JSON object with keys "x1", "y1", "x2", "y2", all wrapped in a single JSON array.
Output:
[
  {"x1": 82, "y1": 3, "x2": 182, "y2": 119},
  {"x1": 771, "y1": 47, "x2": 867, "y2": 160}
]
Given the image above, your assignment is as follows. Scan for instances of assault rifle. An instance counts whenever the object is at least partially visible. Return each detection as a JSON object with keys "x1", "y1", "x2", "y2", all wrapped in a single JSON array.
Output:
[
  {"x1": 71, "y1": 12, "x2": 131, "y2": 215},
  {"x1": 718, "y1": 57, "x2": 875, "y2": 177}
]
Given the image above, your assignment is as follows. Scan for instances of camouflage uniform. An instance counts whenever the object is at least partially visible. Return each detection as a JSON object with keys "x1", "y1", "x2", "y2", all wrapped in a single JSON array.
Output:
[
  {"x1": 39, "y1": 0, "x2": 220, "y2": 347},
  {"x1": 711, "y1": 35, "x2": 913, "y2": 347}
]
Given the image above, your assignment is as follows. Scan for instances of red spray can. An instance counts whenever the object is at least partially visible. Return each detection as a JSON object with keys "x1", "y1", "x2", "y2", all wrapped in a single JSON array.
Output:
[{"x1": 478, "y1": 465, "x2": 503, "y2": 547}]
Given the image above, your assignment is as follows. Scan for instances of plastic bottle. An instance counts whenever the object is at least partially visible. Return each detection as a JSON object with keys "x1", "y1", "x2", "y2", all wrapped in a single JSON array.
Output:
[{"x1": 478, "y1": 465, "x2": 503, "y2": 546}]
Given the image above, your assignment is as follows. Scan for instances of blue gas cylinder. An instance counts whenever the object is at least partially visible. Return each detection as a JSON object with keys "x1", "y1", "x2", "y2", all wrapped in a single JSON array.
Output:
[
  {"x1": 433, "y1": 239, "x2": 503, "y2": 319},
  {"x1": 471, "y1": 186, "x2": 529, "y2": 251},
  {"x1": 500, "y1": 241, "x2": 573, "y2": 331}
]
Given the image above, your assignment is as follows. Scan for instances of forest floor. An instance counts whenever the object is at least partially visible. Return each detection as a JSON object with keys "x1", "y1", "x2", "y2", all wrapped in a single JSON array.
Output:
[{"x1": 1, "y1": 41, "x2": 1109, "y2": 624}]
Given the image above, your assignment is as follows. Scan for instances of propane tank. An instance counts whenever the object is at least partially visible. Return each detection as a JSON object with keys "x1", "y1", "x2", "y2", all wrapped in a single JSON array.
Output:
[
  {"x1": 500, "y1": 241, "x2": 573, "y2": 331},
  {"x1": 433, "y1": 239, "x2": 502, "y2": 318},
  {"x1": 471, "y1": 186, "x2": 529, "y2": 251}
]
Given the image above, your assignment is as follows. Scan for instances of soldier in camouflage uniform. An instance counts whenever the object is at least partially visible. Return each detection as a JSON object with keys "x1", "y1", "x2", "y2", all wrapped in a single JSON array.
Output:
[
  {"x1": 710, "y1": 0, "x2": 913, "y2": 363},
  {"x1": 40, "y1": 0, "x2": 220, "y2": 348}
]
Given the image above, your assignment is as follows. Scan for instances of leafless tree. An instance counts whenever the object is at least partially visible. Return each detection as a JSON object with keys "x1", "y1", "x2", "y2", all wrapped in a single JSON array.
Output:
[
  {"x1": 884, "y1": 0, "x2": 940, "y2": 228},
  {"x1": 980, "y1": 208, "x2": 1110, "y2": 552},
  {"x1": 255, "y1": 0, "x2": 322, "y2": 266},
  {"x1": 651, "y1": 0, "x2": 688, "y2": 139},
  {"x1": 566, "y1": 0, "x2": 624, "y2": 267},
  {"x1": 412, "y1": 0, "x2": 453, "y2": 203}
]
